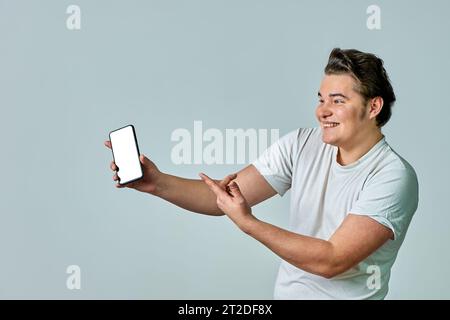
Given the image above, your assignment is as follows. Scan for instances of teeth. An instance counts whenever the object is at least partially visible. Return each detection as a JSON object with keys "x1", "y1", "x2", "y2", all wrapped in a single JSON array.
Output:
[{"x1": 323, "y1": 122, "x2": 339, "y2": 128}]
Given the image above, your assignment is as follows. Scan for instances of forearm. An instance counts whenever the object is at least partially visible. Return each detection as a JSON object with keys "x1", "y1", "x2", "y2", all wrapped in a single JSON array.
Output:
[
  {"x1": 153, "y1": 173, "x2": 224, "y2": 216},
  {"x1": 243, "y1": 218, "x2": 340, "y2": 278}
]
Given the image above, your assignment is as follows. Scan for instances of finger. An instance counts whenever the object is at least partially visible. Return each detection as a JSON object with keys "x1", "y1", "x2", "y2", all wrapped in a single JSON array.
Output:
[
  {"x1": 219, "y1": 173, "x2": 237, "y2": 188},
  {"x1": 104, "y1": 140, "x2": 112, "y2": 149},
  {"x1": 140, "y1": 154, "x2": 151, "y2": 165},
  {"x1": 229, "y1": 181, "x2": 244, "y2": 199},
  {"x1": 199, "y1": 173, "x2": 229, "y2": 197},
  {"x1": 110, "y1": 161, "x2": 118, "y2": 171},
  {"x1": 113, "y1": 173, "x2": 119, "y2": 181},
  {"x1": 115, "y1": 183, "x2": 125, "y2": 188}
]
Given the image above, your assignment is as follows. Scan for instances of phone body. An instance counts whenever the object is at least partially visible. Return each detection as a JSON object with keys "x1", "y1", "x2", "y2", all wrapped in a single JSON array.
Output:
[{"x1": 109, "y1": 124, "x2": 143, "y2": 185}]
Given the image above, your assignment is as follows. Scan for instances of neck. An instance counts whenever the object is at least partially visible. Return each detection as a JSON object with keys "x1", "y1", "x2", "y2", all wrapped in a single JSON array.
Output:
[{"x1": 337, "y1": 129, "x2": 384, "y2": 166}]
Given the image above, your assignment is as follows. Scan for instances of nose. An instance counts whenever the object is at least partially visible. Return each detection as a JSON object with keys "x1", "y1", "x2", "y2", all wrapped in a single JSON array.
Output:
[{"x1": 317, "y1": 101, "x2": 333, "y2": 120}]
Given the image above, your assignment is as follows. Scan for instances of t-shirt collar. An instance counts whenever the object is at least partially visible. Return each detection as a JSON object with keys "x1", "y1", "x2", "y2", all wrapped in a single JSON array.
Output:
[{"x1": 333, "y1": 136, "x2": 387, "y2": 171}]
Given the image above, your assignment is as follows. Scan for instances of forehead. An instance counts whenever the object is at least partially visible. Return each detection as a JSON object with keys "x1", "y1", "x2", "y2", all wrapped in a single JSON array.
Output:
[{"x1": 319, "y1": 74, "x2": 358, "y2": 95}]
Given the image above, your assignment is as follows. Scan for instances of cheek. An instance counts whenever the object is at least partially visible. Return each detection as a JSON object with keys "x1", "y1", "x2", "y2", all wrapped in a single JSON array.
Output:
[
  {"x1": 315, "y1": 106, "x2": 321, "y2": 118},
  {"x1": 358, "y1": 107, "x2": 368, "y2": 121},
  {"x1": 334, "y1": 109, "x2": 348, "y2": 122},
  {"x1": 337, "y1": 107, "x2": 360, "y2": 124}
]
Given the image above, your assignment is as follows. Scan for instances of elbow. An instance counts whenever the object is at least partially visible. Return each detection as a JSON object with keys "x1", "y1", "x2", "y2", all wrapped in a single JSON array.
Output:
[
  {"x1": 311, "y1": 264, "x2": 336, "y2": 279},
  {"x1": 310, "y1": 259, "x2": 350, "y2": 279},
  {"x1": 320, "y1": 268, "x2": 340, "y2": 279},
  {"x1": 315, "y1": 245, "x2": 352, "y2": 279},
  {"x1": 318, "y1": 263, "x2": 351, "y2": 279},
  {"x1": 291, "y1": 242, "x2": 353, "y2": 279}
]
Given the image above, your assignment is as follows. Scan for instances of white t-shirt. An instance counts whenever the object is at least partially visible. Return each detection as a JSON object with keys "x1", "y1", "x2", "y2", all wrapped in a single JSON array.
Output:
[{"x1": 252, "y1": 127, "x2": 419, "y2": 300}]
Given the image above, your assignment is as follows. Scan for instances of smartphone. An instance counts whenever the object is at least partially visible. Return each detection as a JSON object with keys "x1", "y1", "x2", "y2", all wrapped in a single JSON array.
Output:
[{"x1": 109, "y1": 124, "x2": 143, "y2": 185}]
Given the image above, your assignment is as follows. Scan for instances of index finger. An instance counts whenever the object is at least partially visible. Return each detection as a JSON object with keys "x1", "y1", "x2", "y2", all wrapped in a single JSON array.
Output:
[
  {"x1": 199, "y1": 173, "x2": 228, "y2": 197},
  {"x1": 219, "y1": 173, "x2": 237, "y2": 188}
]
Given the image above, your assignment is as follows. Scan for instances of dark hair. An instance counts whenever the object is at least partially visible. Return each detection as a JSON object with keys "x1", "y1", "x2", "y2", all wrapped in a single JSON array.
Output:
[{"x1": 324, "y1": 48, "x2": 396, "y2": 127}]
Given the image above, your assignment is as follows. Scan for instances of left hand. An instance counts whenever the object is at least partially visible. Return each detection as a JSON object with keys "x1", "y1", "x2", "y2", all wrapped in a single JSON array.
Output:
[{"x1": 199, "y1": 172, "x2": 255, "y2": 231}]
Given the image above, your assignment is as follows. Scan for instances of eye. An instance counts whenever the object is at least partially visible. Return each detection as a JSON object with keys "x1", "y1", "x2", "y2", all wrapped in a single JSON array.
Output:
[
  {"x1": 334, "y1": 99, "x2": 345, "y2": 104},
  {"x1": 319, "y1": 99, "x2": 324, "y2": 104}
]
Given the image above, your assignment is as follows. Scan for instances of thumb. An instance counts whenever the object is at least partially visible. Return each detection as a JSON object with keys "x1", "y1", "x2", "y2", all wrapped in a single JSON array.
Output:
[
  {"x1": 228, "y1": 181, "x2": 243, "y2": 198},
  {"x1": 140, "y1": 154, "x2": 151, "y2": 165}
]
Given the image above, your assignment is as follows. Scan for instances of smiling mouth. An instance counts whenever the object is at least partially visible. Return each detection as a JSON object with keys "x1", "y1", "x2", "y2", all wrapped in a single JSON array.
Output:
[{"x1": 323, "y1": 122, "x2": 340, "y2": 128}]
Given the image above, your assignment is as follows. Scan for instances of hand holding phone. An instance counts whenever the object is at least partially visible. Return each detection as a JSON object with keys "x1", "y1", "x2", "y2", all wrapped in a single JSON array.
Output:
[{"x1": 105, "y1": 126, "x2": 162, "y2": 194}]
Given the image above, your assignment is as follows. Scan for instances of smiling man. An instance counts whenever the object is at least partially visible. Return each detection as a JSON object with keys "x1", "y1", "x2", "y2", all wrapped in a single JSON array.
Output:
[{"x1": 105, "y1": 48, "x2": 419, "y2": 300}]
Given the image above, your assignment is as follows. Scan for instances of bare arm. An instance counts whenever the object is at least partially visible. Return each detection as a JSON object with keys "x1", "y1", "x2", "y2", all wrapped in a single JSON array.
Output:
[
  {"x1": 104, "y1": 140, "x2": 277, "y2": 216},
  {"x1": 155, "y1": 165, "x2": 276, "y2": 215},
  {"x1": 244, "y1": 214, "x2": 393, "y2": 278},
  {"x1": 200, "y1": 175, "x2": 393, "y2": 278}
]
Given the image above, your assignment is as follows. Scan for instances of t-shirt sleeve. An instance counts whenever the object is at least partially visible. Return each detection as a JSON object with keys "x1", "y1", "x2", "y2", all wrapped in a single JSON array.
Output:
[
  {"x1": 251, "y1": 129, "x2": 299, "y2": 196},
  {"x1": 350, "y1": 167, "x2": 419, "y2": 240}
]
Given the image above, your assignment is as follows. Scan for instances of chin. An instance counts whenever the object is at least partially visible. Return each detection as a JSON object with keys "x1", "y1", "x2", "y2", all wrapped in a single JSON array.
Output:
[
  {"x1": 321, "y1": 132, "x2": 338, "y2": 146},
  {"x1": 322, "y1": 138, "x2": 338, "y2": 146}
]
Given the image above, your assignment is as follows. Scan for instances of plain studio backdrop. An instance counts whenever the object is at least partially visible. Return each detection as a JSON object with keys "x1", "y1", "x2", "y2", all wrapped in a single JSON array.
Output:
[{"x1": 0, "y1": 0, "x2": 448, "y2": 299}]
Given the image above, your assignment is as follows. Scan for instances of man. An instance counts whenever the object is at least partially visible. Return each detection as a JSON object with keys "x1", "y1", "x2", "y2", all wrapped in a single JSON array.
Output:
[{"x1": 104, "y1": 48, "x2": 419, "y2": 299}]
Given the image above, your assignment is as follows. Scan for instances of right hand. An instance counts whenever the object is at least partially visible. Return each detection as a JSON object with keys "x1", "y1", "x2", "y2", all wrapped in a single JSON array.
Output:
[
  {"x1": 218, "y1": 173, "x2": 238, "y2": 195},
  {"x1": 104, "y1": 140, "x2": 162, "y2": 194}
]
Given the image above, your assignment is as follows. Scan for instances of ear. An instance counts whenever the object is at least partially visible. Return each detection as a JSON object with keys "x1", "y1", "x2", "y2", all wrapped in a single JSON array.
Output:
[{"x1": 368, "y1": 97, "x2": 383, "y2": 120}]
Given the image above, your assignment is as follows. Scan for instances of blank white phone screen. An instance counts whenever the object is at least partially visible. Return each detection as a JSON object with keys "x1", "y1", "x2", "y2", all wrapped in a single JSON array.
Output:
[{"x1": 110, "y1": 126, "x2": 142, "y2": 184}]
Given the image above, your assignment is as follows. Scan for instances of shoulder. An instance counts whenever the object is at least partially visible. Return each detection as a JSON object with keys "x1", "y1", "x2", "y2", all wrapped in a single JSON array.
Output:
[
  {"x1": 377, "y1": 143, "x2": 418, "y2": 183},
  {"x1": 365, "y1": 142, "x2": 419, "y2": 205},
  {"x1": 280, "y1": 127, "x2": 323, "y2": 148}
]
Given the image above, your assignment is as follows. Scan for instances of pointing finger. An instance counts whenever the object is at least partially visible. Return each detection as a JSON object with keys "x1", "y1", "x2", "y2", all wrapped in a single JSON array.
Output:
[
  {"x1": 199, "y1": 173, "x2": 228, "y2": 197},
  {"x1": 219, "y1": 173, "x2": 237, "y2": 189},
  {"x1": 228, "y1": 181, "x2": 244, "y2": 200}
]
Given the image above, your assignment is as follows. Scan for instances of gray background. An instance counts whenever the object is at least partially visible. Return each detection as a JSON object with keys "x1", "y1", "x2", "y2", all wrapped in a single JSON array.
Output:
[{"x1": 0, "y1": 0, "x2": 448, "y2": 299}]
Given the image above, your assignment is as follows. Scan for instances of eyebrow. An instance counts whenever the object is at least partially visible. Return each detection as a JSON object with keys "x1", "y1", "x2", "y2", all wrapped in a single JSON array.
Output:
[{"x1": 317, "y1": 92, "x2": 350, "y2": 100}]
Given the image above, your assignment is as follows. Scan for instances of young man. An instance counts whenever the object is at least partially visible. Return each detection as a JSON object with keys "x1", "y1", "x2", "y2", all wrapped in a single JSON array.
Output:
[{"x1": 105, "y1": 48, "x2": 419, "y2": 299}]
